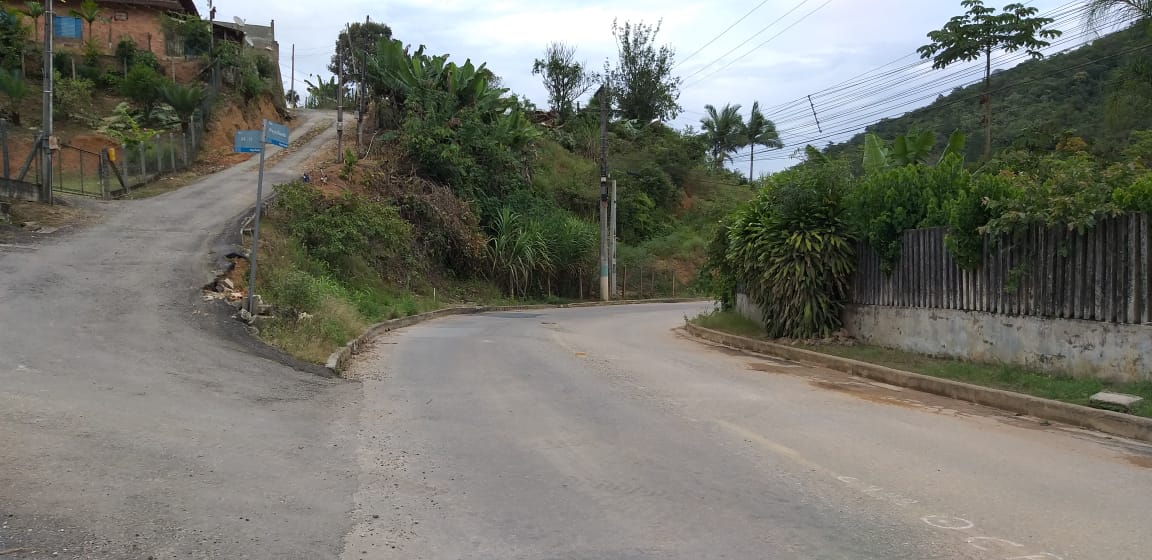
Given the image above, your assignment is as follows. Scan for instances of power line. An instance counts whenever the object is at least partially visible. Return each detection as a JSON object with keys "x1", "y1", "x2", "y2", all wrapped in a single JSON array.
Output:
[
  {"x1": 679, "y1": 0, "x2": 814, "y2": 83},
  {"x1": 675, "y1": 0, "x2": 774, "y2": 68},
  {"x1": 735, "y1": 2, "x2": 1097, "y2": 147},
  {"x1": 733, "y1": 36, "x2": 1152, "y2": 162},
  {"x1": 682, "y1": 0, "x2": 835, "y2": 90}
]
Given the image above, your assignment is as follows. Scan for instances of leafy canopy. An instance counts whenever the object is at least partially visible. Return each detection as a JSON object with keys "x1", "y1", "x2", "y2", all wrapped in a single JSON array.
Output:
[
  {"x1": 531, "y1": 41, "x2": 598, "y2": 120},
  {"x1": 329, "y1": 20, "x2": 393, "y2": 82},
  {"x1": 606, "y1": 19, "x2": 682, "y2": 123}
]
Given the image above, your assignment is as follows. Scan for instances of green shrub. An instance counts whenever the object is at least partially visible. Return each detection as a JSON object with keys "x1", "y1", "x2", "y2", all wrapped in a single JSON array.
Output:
[
  {"x1": 121, "y1": 63, "x2": 165, "y2": 121},
  {"x1": 1113, "y1": 174, "x2": 1152, "y2": 214},
  {"x1": 846, "y1": 155, "x2": 968, "y2": 270},
  {"x1": 945, "y1": 173, "x2": 1018, "y2": 269},
  {"x1": 115, "y1": 37, "x2": 138, "y2": 67},
  {"x1": 253, "y1": 54, "x2": 276, "y2": 80},
  {"x1": 54, "y1": 71, "x2": 95, "y2": 119},
  {"x1": 726, "y1": 160, "x2": 855, "y2": 338},
  {"x1": 274, "y1": 181, "x2": 412, "y2": 265}
]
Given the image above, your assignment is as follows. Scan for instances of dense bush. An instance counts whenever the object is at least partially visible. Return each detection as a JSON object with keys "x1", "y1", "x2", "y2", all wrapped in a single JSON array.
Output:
[
  {"x1": 846, "y1": 154, "x2": 968, "y2": 270},
  {"x1": 121, "y1": 63, "x2": 165, "y2": 121},
  {"x1": 274, "y1": 181, "x2": 412, "y2": 265},
  {"x1": 944, "y1": 173, "x2": 1017, "y2": 268},
  {"x1": 725, "y1": 161, "x2": 855, "y2": 338}
]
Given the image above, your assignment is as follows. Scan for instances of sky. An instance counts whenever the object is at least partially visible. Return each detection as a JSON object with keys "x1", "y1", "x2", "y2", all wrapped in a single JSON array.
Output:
[{"x1": 199, "y1": 0, "x2": 1098, "y2": 174}]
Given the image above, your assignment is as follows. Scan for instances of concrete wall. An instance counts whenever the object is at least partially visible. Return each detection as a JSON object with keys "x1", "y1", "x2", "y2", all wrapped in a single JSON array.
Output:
[
  {"x1": 843, "y1": 304, "x2": 1152, "y2": 383},
  {"x1": 735, "y1": 292, "x2": 764, "y2": 327}
]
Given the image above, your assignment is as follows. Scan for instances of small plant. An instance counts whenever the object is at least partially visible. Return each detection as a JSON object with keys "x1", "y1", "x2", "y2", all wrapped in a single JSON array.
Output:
[
  {"x1": 81, "y1": 39, "x2": 101, "y2": 66},
  {"x1": 158, "y1": 81, "x2": 207, "y2": 132},
  {"x1": 341, "y1": 147, "x2": 358, "y2": 178},
  {"x1": 54, "y1": 70, "x2": 95, "y2": 121},
  {"x1": 115, "y1": 37, "x2": 137, "y2": 69},
  {"x1": 121, "y1": 63, "x2": 164, "y2": 122},
  {"x1": 0, "y1": 68, "x2": 30, "y2": 125},
  {"x1": 100, "y1": 102, "x2": 155, "y2": 147}
]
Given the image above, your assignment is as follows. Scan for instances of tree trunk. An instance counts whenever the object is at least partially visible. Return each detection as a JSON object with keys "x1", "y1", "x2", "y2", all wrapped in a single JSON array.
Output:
[
  {"x1": 983, "y1": 48, "x2": 993, "y2": 161},
  {"x1": 749, "y1": 146, "x2": 754, "y2": 181}
]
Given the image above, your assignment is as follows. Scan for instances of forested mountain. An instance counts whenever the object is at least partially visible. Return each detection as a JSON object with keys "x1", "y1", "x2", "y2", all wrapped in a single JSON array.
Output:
[{"x1": 823, "y1": 23, "x2": 1152, "y2": 165}]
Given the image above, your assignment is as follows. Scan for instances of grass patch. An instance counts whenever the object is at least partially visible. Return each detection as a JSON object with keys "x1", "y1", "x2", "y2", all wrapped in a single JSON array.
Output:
[
  {"x1": 691, "y1": 309, "x2": 764, "y2": 339},
  {"x1": 803, "y1": 344, "x2": 1152, "y2": 418},
  {"x1": 692, "y1": 309, "x2": 1152, "y2": 418}
]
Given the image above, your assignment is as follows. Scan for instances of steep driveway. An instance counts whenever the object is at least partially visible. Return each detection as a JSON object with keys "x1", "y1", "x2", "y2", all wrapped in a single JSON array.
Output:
[{"x1": 0, "y1": 111, "x2": 361, "y2": 559}]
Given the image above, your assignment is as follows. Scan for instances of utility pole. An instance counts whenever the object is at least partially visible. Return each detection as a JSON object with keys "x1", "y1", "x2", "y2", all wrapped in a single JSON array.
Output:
[
  {"x1": 41, "y1": 0, "x2": 54, "y2": 203},
  {"x1": 358, "y1": 49, "x2": 366, "y2": 152},
  {"x1": 336, "y1": 59, "x2": 344, "y2": 158},
  {"x1": 289, "y1": 44, "x2": 295, "y2": 108},
  {"x1": 610, "y1": 179, "x2": 617, "y2": 298},
  {"x1": 598, "y1": 84, "x2": 609, "y2": 301}
]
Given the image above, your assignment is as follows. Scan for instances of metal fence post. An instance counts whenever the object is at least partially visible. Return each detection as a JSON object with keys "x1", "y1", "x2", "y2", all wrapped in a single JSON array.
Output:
[
  {"x1": 168, "y1": 132, "x2": 176, "y2": 170},
  {"x1": 190, "y1": 113, "x2": 197, "y2": 148},
  {"x1": 138, "y1": 142, "x2": 145, "y2": 179},
  {"x1": 78, "y1": 149, "x2": 85, "y2": 194}
]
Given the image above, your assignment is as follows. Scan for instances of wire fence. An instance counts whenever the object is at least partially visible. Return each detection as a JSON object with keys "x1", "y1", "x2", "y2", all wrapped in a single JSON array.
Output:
[
  {"x1": 617, "y1": 264, "x2": 686, "y2": 300},
  {"x1": 1, "y1": 64, "x2": 224, "y2": 200}
]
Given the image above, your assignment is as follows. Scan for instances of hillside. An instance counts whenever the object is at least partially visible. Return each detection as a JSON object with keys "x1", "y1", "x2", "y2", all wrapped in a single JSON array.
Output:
[
  {"x1": 238, "y1": 35, "x2": 751, "y2": 363},
  {"x1": 822, "y1": 23, "x2": 1152, "y2": 165}
]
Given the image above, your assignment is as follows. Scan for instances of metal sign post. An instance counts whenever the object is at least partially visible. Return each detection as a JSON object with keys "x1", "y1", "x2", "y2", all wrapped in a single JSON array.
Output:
[{"x1": 235, "y1": 121, "x2": 289, "y2": 314}]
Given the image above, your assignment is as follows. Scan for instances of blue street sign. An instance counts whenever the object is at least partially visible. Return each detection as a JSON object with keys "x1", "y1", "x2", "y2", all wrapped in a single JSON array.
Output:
[
  {"x1": 264, "y1": 120, "x2": 290, "y2": 149},
  {"x1": 234, "y1": 130, "x2": 263, "y2": 153}
]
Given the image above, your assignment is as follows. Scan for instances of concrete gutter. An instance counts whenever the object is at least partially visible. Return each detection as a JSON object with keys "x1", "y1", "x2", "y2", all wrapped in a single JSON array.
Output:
[
  {"x1": 684, "y1": 322, "x2": 1152, "y2": 444},
  {"x1": 326, "y1": 298, "x2": 711, "y2": 374}
]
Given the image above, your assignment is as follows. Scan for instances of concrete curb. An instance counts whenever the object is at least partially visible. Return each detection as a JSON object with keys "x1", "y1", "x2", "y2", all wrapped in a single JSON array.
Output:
[
  {"x1": 326, "y1": 298, "x2": 712, "y2": 374},
  {"x1": 684, "y1": 322, "x2": 1152, "y2": 443}
]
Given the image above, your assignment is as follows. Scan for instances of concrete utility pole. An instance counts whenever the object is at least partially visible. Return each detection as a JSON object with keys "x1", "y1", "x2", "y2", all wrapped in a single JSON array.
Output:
[
  {"x1": 40, "y1": 0, "x2": 54, "y2": 203},
  {"x1": 336, "y1": 59, "x2": 344, "y2": 158},
  {"x1": 598, "y1": 85, "x2": 610, "y2": 301},
  {"x1": 610, "y1": 179, "x2": 617, "y2": 298},
  {"x1": 289, "y1": 44, "x2": 295, "y2": 107}
]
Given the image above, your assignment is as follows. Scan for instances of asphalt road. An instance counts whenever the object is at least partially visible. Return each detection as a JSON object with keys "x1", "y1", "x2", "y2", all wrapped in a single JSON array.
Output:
[
  {"x1": 344, "y1": 303, "x2": 1152, "y2": 560},
  {"x1": 4, "y1": 108, "x2": 1152, "y2": 560},
  {"x1": 0, "y1": 110, "x2": 361, "y2": 559}
]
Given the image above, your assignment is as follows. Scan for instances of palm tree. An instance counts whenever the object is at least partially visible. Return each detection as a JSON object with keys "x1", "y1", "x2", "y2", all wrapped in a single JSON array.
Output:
[
  {"x1": 700, "y1": 103, "x2": 746, "y2": 169},
  {"x1": 1084, "y1": 0, "x2": 1152, "y2": 32},
  {"x1": 70, "y1": 0, "x2": 100, "y2": 42},
  {"x1": 24, "y1": 2, "x2": 44, "y2": 42},
  {"x1": 159, "y1": 81, "x2": 207, "y2": 132},
  {"x1": 742, "y1": 101, "x2": 782, "y2": 180}
]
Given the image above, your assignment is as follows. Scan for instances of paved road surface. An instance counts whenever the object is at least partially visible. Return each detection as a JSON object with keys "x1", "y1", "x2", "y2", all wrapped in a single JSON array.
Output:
[
  {"x1": 344, "y1": 303, "x2": 1152, "y2": 560},
  {"x1": 0, "y1": 111, "x2": 361, "y2": 559},
  {"x1": 3, "y1": 108, "x2": 1151, "y2": 559}
]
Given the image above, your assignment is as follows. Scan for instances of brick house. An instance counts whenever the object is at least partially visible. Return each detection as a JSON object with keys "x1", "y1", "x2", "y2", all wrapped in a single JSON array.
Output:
[{"x1": 5, "y1": 0, "x2": 201, "y2": 59}]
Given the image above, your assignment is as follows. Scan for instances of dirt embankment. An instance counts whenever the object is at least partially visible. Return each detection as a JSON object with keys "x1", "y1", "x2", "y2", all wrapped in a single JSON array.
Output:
[{"x1": 199, "y1": 95, "x2": 292, "y2": 166}]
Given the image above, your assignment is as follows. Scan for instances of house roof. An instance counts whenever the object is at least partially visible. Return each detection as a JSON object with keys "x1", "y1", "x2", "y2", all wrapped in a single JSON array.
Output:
[{"x1": 101, "y1": 1, "x2": 201, "y2": 17}]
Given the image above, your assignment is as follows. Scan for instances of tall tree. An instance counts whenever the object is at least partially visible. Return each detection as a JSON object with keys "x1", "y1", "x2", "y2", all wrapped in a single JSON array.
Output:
[
  {"x1": 329, "y1": 20, "x2": 392, "y2": 85},
  {"x1": 70, "y1": 0, "x2": 100, "y2": 42},
  {"x1": 1084, "y1": 0, "x2": 1152, "y2": 31},
  {"x1": 700, "y1": 103, "x2": 746, "y2": 169},
  {"x1": 24, "y1": 1, "x2": 43, "y2": 42},
  {"x1": 531, "y1": 41, "x2": 597, "y2": 120},
  {"x1": 742, "y1": 101, "x2": 782, "y2": 180},
  {"x1": 917, "y1": 1, "x2": 1061, "y2": 160},
  {"x1": 606, "y1": 19, "x2": 682, "y2": 122}
]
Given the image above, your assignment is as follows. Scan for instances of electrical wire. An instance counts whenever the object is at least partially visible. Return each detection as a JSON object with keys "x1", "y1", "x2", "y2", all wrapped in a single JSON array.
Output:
[
  {"x1": 679, "y1": 0, "x2": 814, "y2": 83},
  {"x1": 675, "y1": 0, "x2": 774, "y2": 68}
]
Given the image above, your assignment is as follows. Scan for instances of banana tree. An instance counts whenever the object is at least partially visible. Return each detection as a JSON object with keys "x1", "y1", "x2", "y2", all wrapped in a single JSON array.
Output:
[{"x1": 863, "y1": 130, "x2": 967, "y2": 173}]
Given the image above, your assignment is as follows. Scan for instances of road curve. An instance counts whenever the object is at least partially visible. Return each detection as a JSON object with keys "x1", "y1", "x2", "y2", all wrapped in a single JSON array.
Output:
[
  {"x1": 344, "y1": 303, "x2": 1152, "y2": 560},
  {"x1": 0, "y1": 111, "x2": 361, "y2": 559}
]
